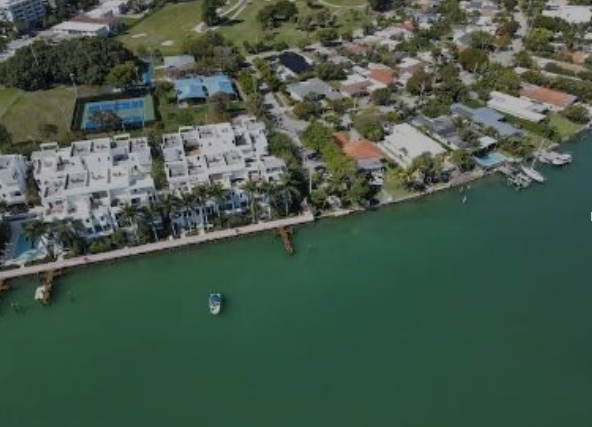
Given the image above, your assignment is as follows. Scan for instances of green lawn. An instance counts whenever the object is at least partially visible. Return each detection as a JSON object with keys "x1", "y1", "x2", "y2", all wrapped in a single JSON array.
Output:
[
  {"x1": 0, "y1": 87, "x2": 76, "y2": 144},
  {"x1": 219, "y1": 0, "x2": 371, "y2": 52},
  {"x1": 118, "y1": 1, "x2": 203, "y2": 55},
  {"x1": 548, "y1": 113, "x2": 583, "y2": 141}
]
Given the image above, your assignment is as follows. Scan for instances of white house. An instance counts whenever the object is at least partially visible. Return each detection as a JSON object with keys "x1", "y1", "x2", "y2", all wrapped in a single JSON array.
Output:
[
  {"x1": 0, "y1": 154, "x2": 28, "y2": 205},
  {"x1": 543, "y1": 5, "x2": 592, "y2": 24},
  {"x1": 31, "y1": 134, "x2": 156, "y2": 239},
  {"x1": 380, "y1": 123, "x2": 446, "y2": 167},
  {"x1": 487, "y1": 91, "x2": 546, "y2": 122},
  {"x1": 161, "y1": 117, "x2": 286, "y2": 217},
  {"x1": 53, "y1": 21, "x2": 111, "y2": 37}
]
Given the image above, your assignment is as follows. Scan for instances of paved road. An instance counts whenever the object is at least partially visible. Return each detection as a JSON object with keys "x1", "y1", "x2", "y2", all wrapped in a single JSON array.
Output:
[{"x1": 491, "y1": 8, "x2": 528, "y2": 66}]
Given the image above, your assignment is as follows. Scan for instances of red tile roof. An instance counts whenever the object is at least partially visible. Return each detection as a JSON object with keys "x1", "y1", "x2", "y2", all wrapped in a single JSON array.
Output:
[
  {"x1": 369, "y1": 68, "x2": 394, "y2": 86},
  {"x1": 520, "y1": 86, "x2": 576, "y2": 108},
  {"x1": 342, "y1": 139, "x2": 384, "y2": 161}
]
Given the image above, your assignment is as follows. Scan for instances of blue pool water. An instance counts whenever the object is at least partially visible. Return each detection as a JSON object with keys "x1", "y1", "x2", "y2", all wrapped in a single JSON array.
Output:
[
  {"x1": 475, "y1": 151, "x2": 508, "y2": 168},
  {"x1": 13, "y1": 232, "x2": 36, "y2": 258}
]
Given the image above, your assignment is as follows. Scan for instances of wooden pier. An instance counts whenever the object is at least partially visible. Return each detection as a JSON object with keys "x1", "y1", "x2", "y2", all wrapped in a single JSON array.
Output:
[
  {"x1": 277, "y1": 227, "x2": 294, "y2": 255},
  {"x1": 35, "y1": 269, "x2": 63, "y2": 305}
]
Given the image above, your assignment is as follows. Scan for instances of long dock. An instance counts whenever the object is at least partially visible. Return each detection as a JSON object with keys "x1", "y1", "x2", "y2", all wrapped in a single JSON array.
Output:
[
  {"x1": 0, "y1": 212, "x2": 315, "y2": 281},
  {"x1": 277, "y1": 227, "x2": 294, "y2": 255}
]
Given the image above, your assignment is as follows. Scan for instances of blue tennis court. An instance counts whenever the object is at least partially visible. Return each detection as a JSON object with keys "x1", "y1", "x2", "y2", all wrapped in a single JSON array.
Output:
[{"x1": 80, "y1": 95, "x2": 155, "y2": 131}]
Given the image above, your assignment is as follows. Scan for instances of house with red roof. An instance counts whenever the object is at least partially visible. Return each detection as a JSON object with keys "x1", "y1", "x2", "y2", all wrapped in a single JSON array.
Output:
[{"x1": 520, "y1": 84, "x2": 577, "y2": 112}]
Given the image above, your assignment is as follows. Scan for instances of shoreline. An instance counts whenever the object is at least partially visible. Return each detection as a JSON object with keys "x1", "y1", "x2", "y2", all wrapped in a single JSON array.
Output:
[
  {"x1": 0, "y1": 169, "x2": 486, "y2": 282},
  {"x1": 2, "y1": 128, "x2": 587, "y2": 282}
]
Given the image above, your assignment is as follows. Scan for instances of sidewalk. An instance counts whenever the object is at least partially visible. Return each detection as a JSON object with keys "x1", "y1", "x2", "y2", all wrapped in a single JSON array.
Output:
[{"x1": 0, "y1": 213, "x2": 315, "y2": 281}]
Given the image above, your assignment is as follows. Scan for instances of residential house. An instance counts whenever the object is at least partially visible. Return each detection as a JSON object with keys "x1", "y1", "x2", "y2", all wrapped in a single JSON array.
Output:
[
  {"x1": 334, "y1": 133, "x2": 384, "y2": 172},
  {"x1": 487, "y1": 91, "x2": 546, "y2": 122},
  {"x1": 53, "y1": 20, "x2": 111, "y2": 37},
  {"x1": 451, "y1": 103, "x2": 525, "y2": 137},
  {"x1": 174, "y1": 75, "x2": 237, "y2": 103},
  {"x1": 277, "y1": 52, "x2": 312, "y2": 80},
  {"x1": 286, "y1": 78, "x2": 343, "y2": 102},
  {"x1": 0, "y1": 155, "x2": 28, "y2": 205},
  {"x1": 380, "y1": 123, "x2": 446, "y2": 167},
  {"x1": 543, "y1": 4, "x2": 592, "y2": 24},
  {"x1": 520, "y1": 84, "x2": 577, "y2": 112}
]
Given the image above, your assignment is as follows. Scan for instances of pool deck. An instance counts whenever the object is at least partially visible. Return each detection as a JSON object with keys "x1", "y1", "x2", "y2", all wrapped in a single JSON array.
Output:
[{"x1": 0, "y1": 212, "x2": 315, "y2": 281}]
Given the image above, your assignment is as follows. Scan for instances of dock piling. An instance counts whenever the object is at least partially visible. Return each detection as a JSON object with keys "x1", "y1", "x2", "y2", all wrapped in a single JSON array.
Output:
[{"x1": 277, "y1": 227, "x2": 295, "y2": 255}]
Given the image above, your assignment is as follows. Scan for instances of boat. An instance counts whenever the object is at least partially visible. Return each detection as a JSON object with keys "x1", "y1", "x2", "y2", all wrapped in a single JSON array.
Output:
[
  {"x1": 209, "y1": 293, "x2": 222, "y2": 315},
  {"x1": 537, "y1": 151, "x2": 572, "y2": 166},
  {"x1": 522, "y1": 140, "x2": 546, "y2": 183},
  {"x1": 521, "y1": 165, "x2": 546, "y2": 183}
]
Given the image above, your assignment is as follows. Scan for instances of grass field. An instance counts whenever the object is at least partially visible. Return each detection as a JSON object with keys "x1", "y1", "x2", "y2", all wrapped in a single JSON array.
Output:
[
  {"x1": 118, "y1": 1, "x2": 203, "y2": 55},
  {"x1": 548, "y1": 113, "x2": 583, "y2": 141},
  {"x1": 0, "y1": 87, "x2": 76, "y2": 144},
  {"x1": 219, "y1": 0, "x2": 371, "y2": 51}
]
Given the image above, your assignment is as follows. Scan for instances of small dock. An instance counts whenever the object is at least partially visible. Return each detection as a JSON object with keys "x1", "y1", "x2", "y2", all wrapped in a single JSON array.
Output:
[
  {"x1": 35, "y1": 269, "x2": 63, "y2": 305},
  {"x1": 498, "y1": 166, "x2": 532, "y2": 190},
  {"x1": 277, "y1": 227, "x2": 294, "y2": 255}
]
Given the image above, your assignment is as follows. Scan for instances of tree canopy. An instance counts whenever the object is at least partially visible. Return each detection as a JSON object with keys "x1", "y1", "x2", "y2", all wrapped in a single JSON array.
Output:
[{"x1": 0, "y1": 37, "x2": 137, "y2": 91}]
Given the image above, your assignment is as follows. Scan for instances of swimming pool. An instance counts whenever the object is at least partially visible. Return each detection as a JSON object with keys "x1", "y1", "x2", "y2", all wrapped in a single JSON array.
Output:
[
  {"x1": 476, "y1": 152, "x2": 508, "y2": 168},
  {"x1": 2, "y1": 222, "x2": 45, "y2": 265}
]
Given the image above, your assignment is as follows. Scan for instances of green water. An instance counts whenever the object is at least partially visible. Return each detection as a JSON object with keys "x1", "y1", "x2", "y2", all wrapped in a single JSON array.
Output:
[{"x1": 1, "y1": 136, "x2": 592, "y2": 427}]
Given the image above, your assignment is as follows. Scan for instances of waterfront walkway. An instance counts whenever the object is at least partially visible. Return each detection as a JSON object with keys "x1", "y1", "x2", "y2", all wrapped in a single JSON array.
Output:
[{"x1": 0, "y1": 213, "x2": 315, "y2": 281}]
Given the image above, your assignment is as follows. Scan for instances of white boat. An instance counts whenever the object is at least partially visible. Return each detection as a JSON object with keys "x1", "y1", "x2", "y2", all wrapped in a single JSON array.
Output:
[
  {"x1": 521, "y1": 165, "x2": 545, "y2": 183},
  {"x1": 209, "y1": 293, "x2": 222, "y2": 315},
  {"x1": 537, "y1": 151, "x2": 572, "y2": 166}
]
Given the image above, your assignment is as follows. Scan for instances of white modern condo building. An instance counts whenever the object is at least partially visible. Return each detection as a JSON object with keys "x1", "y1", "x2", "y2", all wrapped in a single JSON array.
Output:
[
  {"x1": 31, "y1": 134, "x2": 157, "y2": 238},
  {"x1": 161, "y1": 117, "x2": 286, "y2": 211},
  {"x1": 0, "y1": 0, "x2": 45, "y2": 25},
  {"x1": 0, "y1": 154, "x2": 28, "y2": 205}
]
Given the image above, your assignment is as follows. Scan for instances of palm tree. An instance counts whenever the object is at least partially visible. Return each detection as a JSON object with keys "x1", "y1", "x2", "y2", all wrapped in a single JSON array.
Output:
[
  {"x1": 278, "y1": 172, "x2": 302, "y2": 217},
  {"x1": 258, "y1": 181, "x2": 276, "y2": 218},
  {"x1": 141, "y1": 205, "x2": 161, "y2": 242},
  {"x1": 49, "y1": 219, "x2": 76, "y2": 249},
  {"x1": 157, "y1": 193, "x2": 180, "y2": 237},
  {"x1": 206, "y1": 182, "x2": 226, "y2": 220},
  {"x1": 177, "y1": 192, "x2": 196, "y2": 231},
  {"x1": 192, "y1": 184, "x2": 210, "y2": 229},
  {"x1": 242, "y1": 180, "x2": 260, "y2": 223},
  {"x1": 23, "y1": 219, "x2": 48, "y2": 251},
  {"x1": 119, "y1": 203, "x2": 144, "y2": 241}
]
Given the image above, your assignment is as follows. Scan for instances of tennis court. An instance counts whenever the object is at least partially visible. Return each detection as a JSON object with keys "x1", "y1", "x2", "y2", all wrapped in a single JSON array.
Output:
[{"x1": 80, "y1": 94, "x2": 155, "y2": 131}]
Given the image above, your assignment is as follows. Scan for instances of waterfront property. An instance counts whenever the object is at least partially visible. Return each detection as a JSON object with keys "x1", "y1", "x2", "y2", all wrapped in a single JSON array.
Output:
[
  {"x1": 161, "y1": 117, "x2": 286, "y2": 222},
  {"x1": 451, "y1": 103, "x2": 525, "y2": 137},
  {"x1": 0, "y1": 155, "x2": 28, "y2": 205},
  {"x1": 486, "y1": 91, "x2": 546, "y2": 123},
  {"x1": 380, "y1": 123, "x2": 446, "y2": 167},
  {"x1": 520, "y1": 84, "x2": 577, "y2": 112},
  {"x1": 30, "y1": 134, "x2": 157, "y2": 239}
]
